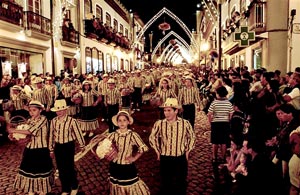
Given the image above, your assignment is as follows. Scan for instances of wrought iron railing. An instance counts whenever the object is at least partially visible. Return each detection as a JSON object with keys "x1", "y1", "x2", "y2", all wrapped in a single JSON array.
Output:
[
  {"x1": 24, "y1": 11, "x2": 51, "y2": 35},
  {"x1": 62, "y1": 27, "x2": 80, "y2": 44},
  {"x1": 0, "y1": 0, "x2": 23, "y2": 26}
]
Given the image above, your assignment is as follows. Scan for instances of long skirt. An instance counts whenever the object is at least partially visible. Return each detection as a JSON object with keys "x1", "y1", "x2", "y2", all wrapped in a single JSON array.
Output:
[
  {"x1": 14, "y1": 147, "x2": 53, "y2": 193},
  {"x1": 78, "y1": 106, "x2": 99, "y2": 132},
  {"x1": 109, "y1": 162, "x2": 150, "y2": 195}
]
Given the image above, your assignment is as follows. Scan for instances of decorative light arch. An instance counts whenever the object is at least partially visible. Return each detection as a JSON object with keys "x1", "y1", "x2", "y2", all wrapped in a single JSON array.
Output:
[
  {"x1": 160, "y1": 39, "x2": 190, "y2": 62},
  {"x1": 133, "y1": 7, "x2": 200, "y2": 54},
  {"x1": 151, "y1": 31, "x2": 192, "y2": 61}
]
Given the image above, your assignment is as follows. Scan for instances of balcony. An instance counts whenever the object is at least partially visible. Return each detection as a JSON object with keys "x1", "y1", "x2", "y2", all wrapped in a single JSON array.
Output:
[
  {"x1": 247, "y1": 2, "x2": 266, "y2": 34},
  {"x1": 61, "y1": 21, "x2": 79, "y2": 48},
  {"x1": 23, "y1": 11, "x2": 51, "y2": 40},
  {"x1": 0, "y1": 0, "x2": 23, "y2": 32}
]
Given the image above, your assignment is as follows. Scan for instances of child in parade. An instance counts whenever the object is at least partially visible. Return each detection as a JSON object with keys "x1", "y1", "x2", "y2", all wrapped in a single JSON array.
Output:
[
  {"x1": 49, "y1": 99, "x2": 85, "y2": 195},
  {"x1": 7, "y1": 100, "x2": 53, "y2": 195},
  {"x1": 78, "y1": 80, "x2": 102, "y2": 137},
  {"x1": 106, "y1": 110, "x2": 150, "y2": 195}
]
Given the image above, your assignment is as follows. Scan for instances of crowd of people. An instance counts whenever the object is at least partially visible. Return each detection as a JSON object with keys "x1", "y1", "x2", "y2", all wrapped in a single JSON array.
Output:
[{"x1": 0, "y1": 64, "x2": 299, "y2": 195}]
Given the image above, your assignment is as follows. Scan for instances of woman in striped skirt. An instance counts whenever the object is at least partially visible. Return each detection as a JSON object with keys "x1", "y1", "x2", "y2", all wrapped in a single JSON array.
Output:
[
  {"x1": 7, "y1": 100, "x2": 53, "y2": 195},
  {"x1": 107, "y1": 111, "x2": 150, "y2": 195},
  {"x1": 78, "y1": 80, "x2": 102, "y2": 137}
]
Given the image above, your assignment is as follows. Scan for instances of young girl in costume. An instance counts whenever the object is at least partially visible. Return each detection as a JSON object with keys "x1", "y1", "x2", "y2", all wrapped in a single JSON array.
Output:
[
  {"x1": 7, "y1": 100, "x2": 53, "y2": 195},
  {"x1": 106, "y1": 111, "x2": 150, "y2": 194}
]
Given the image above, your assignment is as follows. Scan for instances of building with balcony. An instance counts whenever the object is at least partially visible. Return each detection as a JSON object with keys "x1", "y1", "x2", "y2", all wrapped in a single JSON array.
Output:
[
  {"x1": 199, "y1": 0, "x2": 300, "y2": 73},
  {"x1": 0, "y1": 0, "x2": 145, "y2": 79}
]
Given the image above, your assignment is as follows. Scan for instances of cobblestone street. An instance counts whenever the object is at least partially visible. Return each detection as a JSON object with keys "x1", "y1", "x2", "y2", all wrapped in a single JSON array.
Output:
[{"x1": 0, "y1": 104, "x2": 221, "y2": 195}]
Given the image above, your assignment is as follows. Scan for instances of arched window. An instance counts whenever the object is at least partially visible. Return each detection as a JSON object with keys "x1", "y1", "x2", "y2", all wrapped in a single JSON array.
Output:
[
  {"x1": 112, "y1": 56, "x2": 118, "y2": 71},
  {"x1": 113, "y1": 19, "x2": 118, "y2": 32},
  {"x1": 106, "y1": 54, "x2": 112, "y2": 73},
  {"x1": 85, "y1": 47, "x2": 92, "y2": 73},
  {"x1": 96, "y1": 5, "x2": 103, "y2": 22},
  {"x1": 99, "y1": 50, "x2": 104, "y2": 72},
  {"x1": 92, "y1": 47, "x2": 99, "y2": 73},
  {"x1": 106, "y1": 12, "x2": 111, "y2": 27}
]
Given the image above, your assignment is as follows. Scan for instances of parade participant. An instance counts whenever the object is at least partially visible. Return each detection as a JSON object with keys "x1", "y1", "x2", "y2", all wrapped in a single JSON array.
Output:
[
  {"x1": 105, "y1": 78, "x2": 121, "y2": 133},
  {"x1": 178, "y1": 76, "x2": 202, "y2": 129},
  {"x1": 152, "y1": 77, "x2": 177, "y2": 119},
  {"x1": 149, "y1": 98, "x2": 196, "y2": 195},
  {"x1": 97, "y1": 73, "x2": 109, "y2": 121},
  {"x1": 7, "y1": 100, "x2": 53, "y2": 195},
  {"x1": 208, "y1": 86, "x2": 234, "y2": 163},
  {"x1": 118, "y1": 73, "x2": 133, "y2": 114},
  {"x1": 44, "y1": 77, "x2": 58, "y2": 119},
  {"x1": 61, "y1": 77, "x2": 76, "y2": 116},
  {"x1": 78, "y1": 80, "x2": 101, "y2": 137},
  {"x1": 289, "y1": 127, "x2": 300, "y2": 195},
  {"x1": 49, "y1": 99, "x2": 85, "y2": 195},
  {"x1": 132, "y1": 70, "x2": 145, "y2": 111},
  {"x1": 105, "y1": 110, "x2": 150, "y2": 195},
  {"x1": 31, "y1": 77, "x2": 52, "y2": 118},
  {"x1": 10, "y1": 85, "x2": 31, "y2": 118}
]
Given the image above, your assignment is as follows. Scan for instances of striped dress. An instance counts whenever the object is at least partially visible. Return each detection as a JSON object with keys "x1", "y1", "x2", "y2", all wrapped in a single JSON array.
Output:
[
  {"x1": 14, "y1": 116, "x2": 53, "y2": 193},
  {"x1": 107, "y1": 129, "x2": 150, "y2": 195}
]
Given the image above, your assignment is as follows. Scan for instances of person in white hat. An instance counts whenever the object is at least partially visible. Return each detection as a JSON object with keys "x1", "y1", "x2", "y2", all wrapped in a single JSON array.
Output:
[
  {"x1": 97, "y1": 73, "x2": 109, "y2": 122},
  {"x1": 105, "y1": 78, "x2": 121, "y2": 133},
  {"x1": 9, "y1": 85, "x2": 31, "y2": 118},
  {"x1": 77, "y1": 80, "x2": 101, "y2": 137},
  {"x1": 107, "y1": 111, "x2": 150, "y2": 195},
  {"x1": 178, "y1": 76, "x2": 202, "y2": 129},
  {"x1": 149, "y1": 98, "x2": 196, "y2": 195},
  {"x1": 132, "y1": 70, "x2": 145, "y2": 111},
  {"x1": 7, "y1": 100, "x2": 53, "y2": 195},
  {"x1": 49, "y1": 99, "x2": 85, "y2": 195}
]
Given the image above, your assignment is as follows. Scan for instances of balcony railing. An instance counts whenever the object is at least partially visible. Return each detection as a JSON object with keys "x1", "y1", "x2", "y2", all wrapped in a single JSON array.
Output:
[
  {"x1": 62, "y1": 26, "x2": 80, "y2": 45},
  {"x1": 0, "y1": 0, "x2": 23, "y2": 26},
  {"x1": 24, "y1": 11, "x2": 51, "y2": 36}
]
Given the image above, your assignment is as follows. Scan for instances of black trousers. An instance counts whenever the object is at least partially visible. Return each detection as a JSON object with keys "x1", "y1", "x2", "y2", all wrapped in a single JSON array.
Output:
[
  {"x1": 54, "y1": 141, "x2": 78, "y2": 193},
  {"x1": 107, "y1": 104, "x2": 119, "y2": 133},
  {"x1": 182, "y1": 104, "x2": 196, "y2": 129},
  {"x1": 132, "y1": 87, "x2": 142, "y2": 109},
  {"x1": 160, "y1": 155, "x2": 188, "y2": 195}
]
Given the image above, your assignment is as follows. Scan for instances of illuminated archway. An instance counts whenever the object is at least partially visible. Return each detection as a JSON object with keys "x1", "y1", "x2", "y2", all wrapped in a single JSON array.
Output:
[{"x1": 133, "y1": 7, "x2": 199, "y2": 54}]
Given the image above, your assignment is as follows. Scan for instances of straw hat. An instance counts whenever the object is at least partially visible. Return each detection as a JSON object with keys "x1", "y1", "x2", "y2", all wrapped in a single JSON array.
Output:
[
  {"x1": 33, "y1": 77, "x2": 43, "y2": 84},
  {"x1": 11, "y1": 85, "x2": 22, "y2": 91},
  {"x1": 107, "y1": 78, "x2": 116, "y2": 84},
  {"x1": 50, "y1": 99, "x2": 69, "y2": 112},
  {"x1": 82, "y1": 80, "x2": 92, "y2": 85},
  {"x1": 112, "y1": 111, "x2": 134, "y2": 126},
  {"x1": 46, "y1": 77, "x2": 53, "y2": 81},
  {"x1": 102, "y1": 73, "x2": 109, "y2": 78},
  {"x1": 28, "y1": 100, "x2": 44, "y2": 109},
  {"x1": 160, "y1": 98, "x2": 181, "y2": 109}
]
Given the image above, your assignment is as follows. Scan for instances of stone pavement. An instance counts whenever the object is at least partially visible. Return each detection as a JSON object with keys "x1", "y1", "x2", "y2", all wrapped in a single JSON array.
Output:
[{"x1": 0, "y1": 104, "x2": 227, "y2": 195}]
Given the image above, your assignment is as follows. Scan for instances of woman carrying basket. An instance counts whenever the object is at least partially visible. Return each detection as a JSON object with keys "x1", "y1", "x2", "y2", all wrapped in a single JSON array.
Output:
[
  {"x1": 7, "y1": 100, "x2": 53, "y2": 195},
  {"x1": 102, "y1": 111, "x2": 150, "y2": 195}
]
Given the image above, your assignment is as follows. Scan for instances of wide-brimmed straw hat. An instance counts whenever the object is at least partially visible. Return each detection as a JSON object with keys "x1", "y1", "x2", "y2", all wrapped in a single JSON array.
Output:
[
  {"x1": 82, "y1": 80, "x2": 92, "y2": 85},
  {"x1": 160, "y1": 98, "x2": 181, "y2": 109},
  {"x1": 112, "y1": 111, "x2": 134, "y2": 126},
  {"x1": 33, "y1": 77, "x2": 43, "y2": 84},
  {"x1": 28, "y1": 100, "x2": 44, "y2": 109},
  {"x1": 107, "y1": 78, "x2": 116, "y2": 84},
  {"x1": 11, "y1": 85, "x2": 22, "y2": 91},
  {"x1": 50, "y1": 99, "x2": 69, "y2": 112}
]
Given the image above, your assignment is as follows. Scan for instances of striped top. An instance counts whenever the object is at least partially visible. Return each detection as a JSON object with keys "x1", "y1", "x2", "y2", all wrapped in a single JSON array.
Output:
[
  {"x1": 80, "y1": 89, "x2": 99, "y2": 107},
  {"x1": 61, "y1": 83, "x2": 74, "y2": 98},
  {"x1": 45, "y1": 84, "x2": 58, "y2": 100},
  {"x1": 105, "y1": 88, "x2": 121, "y2": 105},
  {"x1": 208, "y1": 99, "x2": 234, "y2": 122},
  {"x1": 107, "y1": 129, "x2": 148, "y2": 165},
  {"x1": 49, "y1": 115, "x2": 85, "y2": 151},
  {"x1": 178, "y1": 86, "x2": 201, "y2": 106},
  {"x1": 10, "y1": 91, "x2": 31, "y2": 110},
  {"x1": 132, "y1": 76, "x2": 145, "y2": 88},
  {"x1": 32, "y1": 87, "x2": 52, "y2": 109},
  {"x1": 26, "y1": 116, "x2": 49, "y2": 149},
  {"x1": 97, "y1": 80, "x2": 108, "y2": 95},
  {"x1": 154, "y1": 88, "x2": 177, "y2": 104},
  {"x1": 149, "y1": 117, "x2": 196, "y2": 157}
]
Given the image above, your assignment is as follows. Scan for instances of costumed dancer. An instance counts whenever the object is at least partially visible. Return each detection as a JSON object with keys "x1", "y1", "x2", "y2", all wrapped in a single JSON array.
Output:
[
  {"x1": 7, "y1": 100, "x2": 53, "y2": 195},
  {"x1": 104, "y1": 111, "x2": 150, "y2": 195},
  {"x1": 78, "y1": 80, "x2": 102, "y2": 137}
]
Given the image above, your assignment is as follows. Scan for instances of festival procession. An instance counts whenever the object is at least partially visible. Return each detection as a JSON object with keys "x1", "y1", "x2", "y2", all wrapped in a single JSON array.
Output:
[{"x1": 0, "y1": 0, "x2": 300, "y2": 195}]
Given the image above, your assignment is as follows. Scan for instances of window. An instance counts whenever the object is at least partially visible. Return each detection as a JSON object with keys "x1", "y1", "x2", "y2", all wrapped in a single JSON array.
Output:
[
  {"x1": 120, "y1": 24, "x2": 124, "y2": 34},
  {"x1": 253, "y1": 48, "x2": 262, "y2": 70},
  {"x1": 125, "y1": 28, "x2": 128, "y2": 38},
  {"x1": 113, "y1": 19, "x2": 118, "y2": 32},
  {"x1": 106, "y1": 13, "x2": 111, "y2": 27},
  {"x1": 84, "y1": 0, "x2": 92, "y2": 18},
  {"x1": 106, "y1": 54, "x2": 112, "y2": 72},
  {"x1": 239, "y1": 53, "x2": 245, "y2": 67},
  {"x1": 85, "y1": 47, "x2": 92, "y2": 73},
  {"x1": 96, "y1": 5, "x2": 103, "y2": 22},
  {"x1": 112, "y1": 56, "x2": 118, "y2": 71},
  {"x1": 28, "y1": 0, "x2": 41, "y2": 14}
]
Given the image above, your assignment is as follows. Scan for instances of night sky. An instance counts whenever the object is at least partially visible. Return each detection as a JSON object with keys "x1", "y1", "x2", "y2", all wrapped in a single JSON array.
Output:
[{"x1": 119, "y1": 0, "x2": 199, "y2": 52}]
